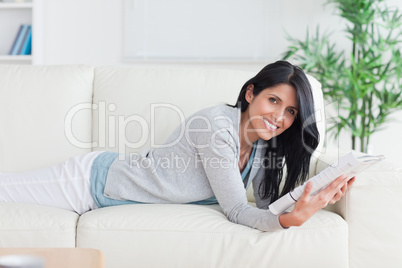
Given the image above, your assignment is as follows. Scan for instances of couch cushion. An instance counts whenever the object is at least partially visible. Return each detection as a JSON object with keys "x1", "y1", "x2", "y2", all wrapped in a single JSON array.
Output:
[
  {"x1": 0, "y1": 203, "x2": 78, "y2": 247},
  {"x1": 0, "y1": 65, "x2": 94, "y2": 172},
  {"x1": 77, "y1": 204, "x2": 348, "y2": 268}
]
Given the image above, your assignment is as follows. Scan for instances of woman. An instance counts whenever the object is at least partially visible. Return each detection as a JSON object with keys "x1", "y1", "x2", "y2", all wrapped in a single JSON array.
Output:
[{"x1": 0, "y1": 61, "x2": 354, "y2": 232}]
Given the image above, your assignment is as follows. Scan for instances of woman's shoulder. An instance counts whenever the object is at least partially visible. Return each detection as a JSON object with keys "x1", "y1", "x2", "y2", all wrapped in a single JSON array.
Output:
[
  {"x1": 190, "y1": 103, "x2": 239, "y2": 120},
  {"x1": 185, "y1": 104, "x2": 240, "y2": 148},
  {"x1": 185, "y1": 104, "x2": 240, "y2": 136}
]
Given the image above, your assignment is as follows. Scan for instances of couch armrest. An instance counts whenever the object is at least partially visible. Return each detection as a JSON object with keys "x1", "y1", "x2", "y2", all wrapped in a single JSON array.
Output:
[{"x1": 316, "y1": 150, "x2": 402, "y2": 268}]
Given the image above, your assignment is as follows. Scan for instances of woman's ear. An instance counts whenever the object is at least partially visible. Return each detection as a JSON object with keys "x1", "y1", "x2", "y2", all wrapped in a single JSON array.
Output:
[{"x1": 245, "y1": 84, "x2": 254, "y2": 103}]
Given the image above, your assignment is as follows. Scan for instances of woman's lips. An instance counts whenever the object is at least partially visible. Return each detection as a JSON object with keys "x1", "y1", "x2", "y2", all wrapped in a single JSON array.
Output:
[{"x1": 262, "y1": 118, "x2": 279, "y2": 132}]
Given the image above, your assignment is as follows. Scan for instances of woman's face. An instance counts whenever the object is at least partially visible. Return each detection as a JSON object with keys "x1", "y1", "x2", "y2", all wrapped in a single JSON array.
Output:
[{"x1": 242, "y1": 83, "x2": 299, "y2": 143}]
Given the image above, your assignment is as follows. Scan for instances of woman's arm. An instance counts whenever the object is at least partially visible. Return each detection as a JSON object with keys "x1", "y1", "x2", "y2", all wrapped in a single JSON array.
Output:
[
  {"x1": 193, "y1": 128, "x2": 286, "y2": 232},
  {"x1": 278, "y1": 175, "x2": 355, "y2": 228}
]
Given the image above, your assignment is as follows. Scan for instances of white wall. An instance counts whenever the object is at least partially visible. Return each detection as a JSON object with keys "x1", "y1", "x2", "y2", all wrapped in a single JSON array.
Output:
[
  {"x1": 38, "y1": 0, "x2": 402, "y2": 167},
  {"x1": 38, "y1": 0, "x2": 122, "y2": 65},
  {"x1": 38, "y1": 0, "x2": 347, "y2": 67}
]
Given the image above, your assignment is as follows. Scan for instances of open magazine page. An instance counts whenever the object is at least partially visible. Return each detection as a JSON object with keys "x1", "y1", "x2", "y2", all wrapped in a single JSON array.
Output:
[{"x1": 268, "y1": 152, "x2": 385, "y2": 215}]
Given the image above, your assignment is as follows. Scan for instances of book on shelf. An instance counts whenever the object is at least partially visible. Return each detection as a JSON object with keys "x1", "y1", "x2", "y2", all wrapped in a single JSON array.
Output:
[
  {"x1": 268, "y1": 152, "x2": 385, "y2": 215},
  {"x1": 9, "y1": 24, "x2": 32, "y2": 56},
  {"x1": 19, "y1": 25, "x2": 32, "y2": 55}
]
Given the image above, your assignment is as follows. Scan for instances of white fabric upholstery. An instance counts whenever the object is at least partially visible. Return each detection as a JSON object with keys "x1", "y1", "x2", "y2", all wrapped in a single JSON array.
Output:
[
  {"x1": 0, "y1": 65, "x2": 94, "y2": 172},
  {"x1": 0, "y1": 203, "x2": 78, "y2": 247},
  {"x1": 77, "y1": 205, "x2": 348, "y2": 268},
  {"x1": 318, "y1": 151, "x2": 402, "y2": 268}
]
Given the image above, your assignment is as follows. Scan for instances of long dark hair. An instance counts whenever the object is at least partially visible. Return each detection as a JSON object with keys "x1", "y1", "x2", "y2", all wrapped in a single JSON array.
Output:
[{"x1": 229, "y1": 60, "x2": 320, "y2": 202}]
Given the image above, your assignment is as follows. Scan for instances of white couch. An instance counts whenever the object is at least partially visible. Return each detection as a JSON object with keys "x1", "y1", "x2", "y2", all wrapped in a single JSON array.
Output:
[{"x1": 0, "y1": 65, "x2": 401, "y2": 268}]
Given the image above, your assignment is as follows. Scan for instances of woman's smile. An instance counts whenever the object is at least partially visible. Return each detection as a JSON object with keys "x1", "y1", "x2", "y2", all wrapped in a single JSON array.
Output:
[{"x1": 262, "y1": 117, "x2": 279, "y2": 132}]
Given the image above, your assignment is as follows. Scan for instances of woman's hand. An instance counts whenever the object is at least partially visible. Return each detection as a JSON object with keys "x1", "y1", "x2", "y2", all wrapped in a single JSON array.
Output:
[
  {"x1": 328, "y1": 176, "x2": 355, "y2": 204},
  {"x1": 279, "y1": 175, "x2": 356, "y2": 228}
]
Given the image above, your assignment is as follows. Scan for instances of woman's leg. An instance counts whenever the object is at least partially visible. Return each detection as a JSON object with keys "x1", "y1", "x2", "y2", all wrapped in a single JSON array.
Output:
[{"x1": 0, "y1": 151, "x2": 103, "y2": 214}]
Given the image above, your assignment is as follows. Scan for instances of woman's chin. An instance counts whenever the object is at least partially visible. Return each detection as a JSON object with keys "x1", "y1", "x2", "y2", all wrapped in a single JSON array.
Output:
[{"x1": 258, "y1": 131, "x2": 278, "y2": 141}]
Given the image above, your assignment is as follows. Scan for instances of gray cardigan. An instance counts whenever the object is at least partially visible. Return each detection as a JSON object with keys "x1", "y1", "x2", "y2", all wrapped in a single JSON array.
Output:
[{"x1": 104, "y1": 104, "x2": 285, "y2": 232}]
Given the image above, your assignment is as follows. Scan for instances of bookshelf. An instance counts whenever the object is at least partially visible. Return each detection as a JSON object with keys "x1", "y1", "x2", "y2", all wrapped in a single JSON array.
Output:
[
  {"x1": 0, "y1": 2, "x2": 33, "y2": 9},
  {"x1": 0, "y1": 1, "x2": 37, "y2": 64}
]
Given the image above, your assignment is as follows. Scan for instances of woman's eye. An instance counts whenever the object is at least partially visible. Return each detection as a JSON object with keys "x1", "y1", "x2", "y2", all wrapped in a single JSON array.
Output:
[
  {"x1": 287, "y1": 109, "x2": 295, "y2": 115},
  {"x1": 269, "y1": 98, "x2": 277, "y2": 103}
]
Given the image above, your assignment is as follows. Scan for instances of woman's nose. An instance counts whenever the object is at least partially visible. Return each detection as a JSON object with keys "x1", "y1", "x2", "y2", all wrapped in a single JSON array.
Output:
[{"x1": 274, "y1": 109, "x2": 286, "y2": 122}]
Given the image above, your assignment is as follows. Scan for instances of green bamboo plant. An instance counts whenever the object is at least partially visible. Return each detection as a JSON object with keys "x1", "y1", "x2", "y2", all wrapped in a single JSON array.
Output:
[{"x1": 283, "y1": 0, "x2": 401, "y2": 153}]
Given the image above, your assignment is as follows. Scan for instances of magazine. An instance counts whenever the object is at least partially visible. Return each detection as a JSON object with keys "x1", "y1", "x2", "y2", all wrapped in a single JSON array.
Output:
[{"x1": 268, "y1": 152, "x2": 385, "y2": 215}]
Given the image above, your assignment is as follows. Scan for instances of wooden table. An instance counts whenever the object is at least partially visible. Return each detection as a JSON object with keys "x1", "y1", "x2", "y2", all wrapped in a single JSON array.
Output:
[{"x1": 0, "y1": 248, "x2": 105, "y2": 268}]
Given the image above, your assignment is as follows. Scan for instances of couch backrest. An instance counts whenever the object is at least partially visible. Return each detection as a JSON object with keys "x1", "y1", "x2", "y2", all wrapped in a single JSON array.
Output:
[
  {"x1": 91, "y1": 66, "x2": 326, "y2": 168},
  {"x1": 0, "y1": 65, "x2": 94, "y2": 172},
  {"x1": 92, "y1": 66, "x2": 256, "y2": 155},
  {"x1": 0, "y1": 65, "x2": 325, "y2": 176}
]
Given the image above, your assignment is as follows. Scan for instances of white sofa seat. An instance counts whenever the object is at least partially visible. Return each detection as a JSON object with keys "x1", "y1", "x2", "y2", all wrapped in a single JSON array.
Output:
[
  {"x1": 0, "y1": 203, "x2": 78, "y2": 247},
  {"x1": 77, "y1": 204, "x2": 348, "y2": 268}
]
